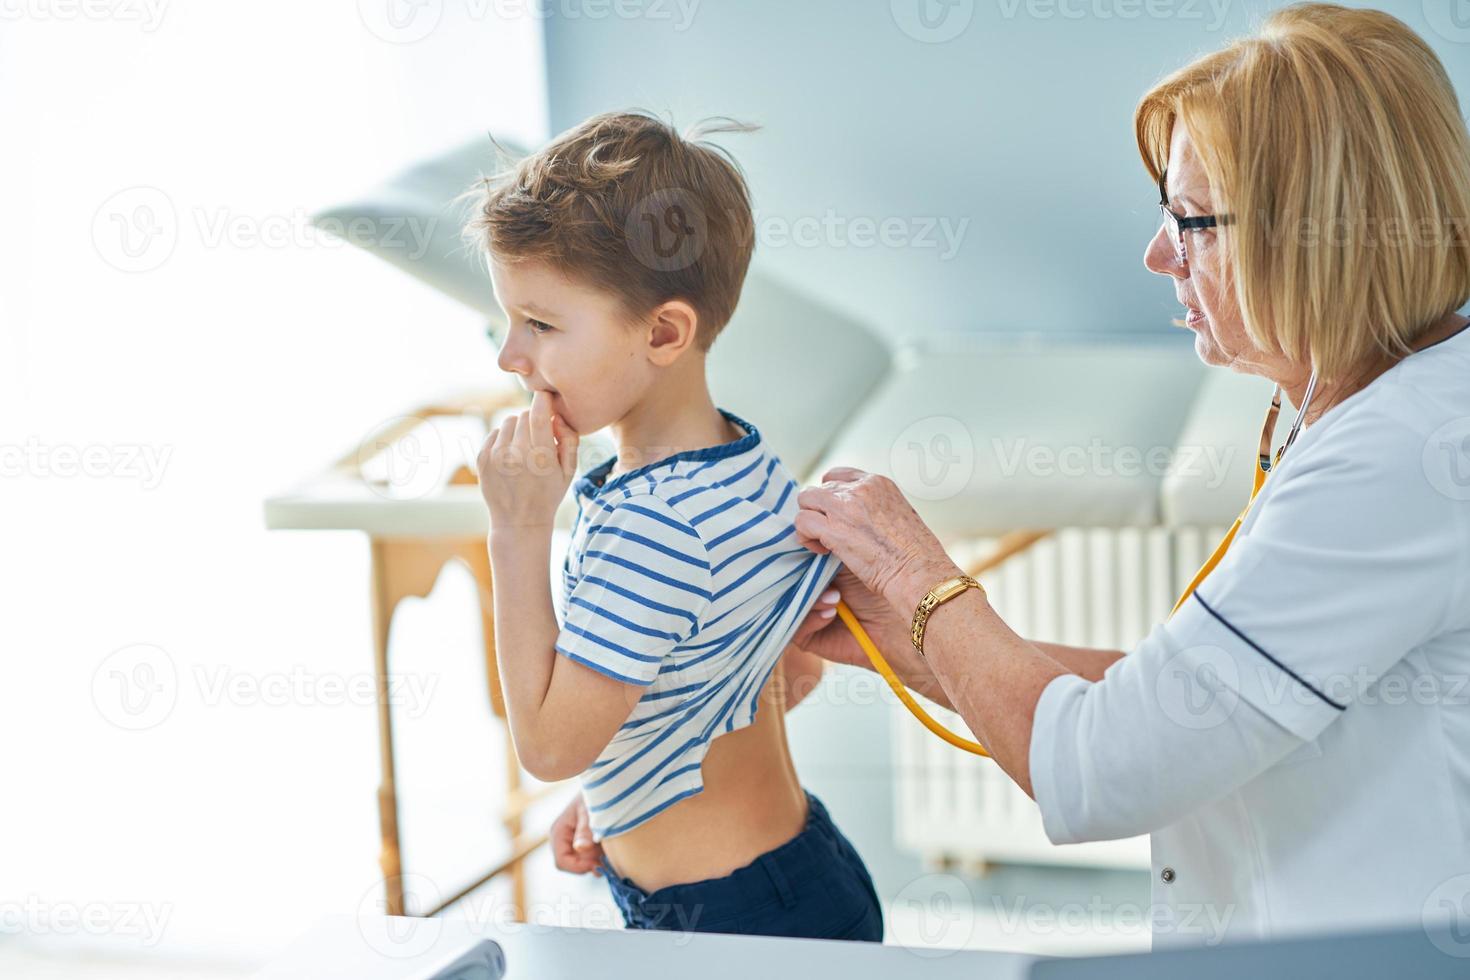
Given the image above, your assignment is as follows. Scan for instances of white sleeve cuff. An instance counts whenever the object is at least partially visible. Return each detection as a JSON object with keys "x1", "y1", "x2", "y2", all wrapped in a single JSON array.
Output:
[{"x1": 1029, "y1": 671, "x2": 1090, "y2": 845}]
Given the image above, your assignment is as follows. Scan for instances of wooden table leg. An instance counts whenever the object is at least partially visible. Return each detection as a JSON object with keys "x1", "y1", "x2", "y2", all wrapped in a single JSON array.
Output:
[
  {"x1": 369, "y1": 537, "x2": 461, "y2": 916},
  {"x1": 365, "y1": 535, "x2": 540, "y2": 921},
  {"x1": 369, "y1": 538, "x2": 406, "y2": 916}
]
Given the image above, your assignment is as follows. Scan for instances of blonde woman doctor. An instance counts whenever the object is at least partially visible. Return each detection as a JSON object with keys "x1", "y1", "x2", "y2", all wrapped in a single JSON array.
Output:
[{"x1": 791, "y1": 4, "x2": 1470, "y2": 949}]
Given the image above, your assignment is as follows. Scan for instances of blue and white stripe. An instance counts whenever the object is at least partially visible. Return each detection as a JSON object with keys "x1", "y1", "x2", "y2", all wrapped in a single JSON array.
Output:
[{"x1": 555, "y1": 409, "x2": 840, "y2": 840}]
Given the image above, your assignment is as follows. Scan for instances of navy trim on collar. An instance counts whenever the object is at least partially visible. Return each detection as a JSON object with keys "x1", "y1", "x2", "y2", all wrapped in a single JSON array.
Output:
[
  {"x1": 574, "y1": 409, "x2": 761, "y2": 500},
  {"x1": 1414, "y1": 316, "x2": 1470, "y2": 354}
]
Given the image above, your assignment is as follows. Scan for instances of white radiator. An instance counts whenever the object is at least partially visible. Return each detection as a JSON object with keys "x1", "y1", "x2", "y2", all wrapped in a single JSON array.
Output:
[{"x1": 893, "y1": 525, "x2": 1230, "y2": 871}]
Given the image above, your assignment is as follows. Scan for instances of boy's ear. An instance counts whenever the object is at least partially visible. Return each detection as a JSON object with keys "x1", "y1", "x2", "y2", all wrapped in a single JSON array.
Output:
[{"x1": 645, "y1": 299, "x2": 701, "y2": 366}]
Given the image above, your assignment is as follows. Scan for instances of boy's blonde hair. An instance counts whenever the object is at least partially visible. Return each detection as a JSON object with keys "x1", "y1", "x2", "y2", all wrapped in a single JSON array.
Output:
[
  {"x1": 1136, "y1": 3, "x2": 1470, "y2": 383},
  {"x1": 464, "y1": 110, "x2": 758, "y2": 352}
]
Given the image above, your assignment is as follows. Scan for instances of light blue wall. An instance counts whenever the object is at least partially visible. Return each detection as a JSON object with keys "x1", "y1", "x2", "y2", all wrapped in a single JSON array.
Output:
[
  {"x1": 539, "y1": 0, "x2": 1470, "y2": 907},
  {"x1": 543, "y1": 0, "x2": 1470, "y2": 339}
]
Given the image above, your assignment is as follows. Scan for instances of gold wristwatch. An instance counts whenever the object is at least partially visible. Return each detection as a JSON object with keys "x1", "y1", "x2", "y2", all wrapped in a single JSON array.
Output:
[{"x1": 910, "y1": 573, "x2": 983, "y2": 657}]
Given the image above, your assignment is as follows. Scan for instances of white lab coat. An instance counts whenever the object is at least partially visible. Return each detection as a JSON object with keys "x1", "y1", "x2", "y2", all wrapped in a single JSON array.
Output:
[{"x1": 1029, "y1": 323, "x2": 1470, "y2": 949}]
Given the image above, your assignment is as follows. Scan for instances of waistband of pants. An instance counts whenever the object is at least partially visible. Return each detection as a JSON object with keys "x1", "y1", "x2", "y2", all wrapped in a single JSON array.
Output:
[{"x1": 598, "y1": 790, "x2": 839, "y2": 918}]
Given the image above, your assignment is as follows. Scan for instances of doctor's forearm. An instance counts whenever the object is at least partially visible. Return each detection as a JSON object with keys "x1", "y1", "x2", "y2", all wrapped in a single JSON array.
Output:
[
  {"x1": 892, "y1": 661, "x2": 959, "y2": 713},
  {"x1": 1028, "y1": 642, "x2": 1125, "y2": 681},
  {"x1": 839, "y1": 607, "x2": 959, "y2": 712},
  {"x1": 904, "y1": 584, "x2": 1070, "y2": 798},
  {"x1": 878, "y1": 640, "x2": 1106, "y2": 729}
]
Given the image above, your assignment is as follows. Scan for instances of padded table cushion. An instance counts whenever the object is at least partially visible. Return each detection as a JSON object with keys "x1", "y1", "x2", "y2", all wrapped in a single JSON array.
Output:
[
  {"x1": 1160, "y1": 368, "x2": 1292, "y2": 527},
  {"x1": 809, "y1": 338, "x2": 1206, "y2": 538}
]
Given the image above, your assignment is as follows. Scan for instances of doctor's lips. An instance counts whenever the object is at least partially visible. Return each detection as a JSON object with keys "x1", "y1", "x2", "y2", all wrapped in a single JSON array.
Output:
[{"x1": 1173, "y1": 301, "x2": 1206, "y2": 329}]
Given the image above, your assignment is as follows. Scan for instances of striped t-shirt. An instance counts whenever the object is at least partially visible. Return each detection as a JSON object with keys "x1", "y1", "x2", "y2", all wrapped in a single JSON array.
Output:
[{"x1": 555, "y1": 408, "x2": 840, "y2": 841}]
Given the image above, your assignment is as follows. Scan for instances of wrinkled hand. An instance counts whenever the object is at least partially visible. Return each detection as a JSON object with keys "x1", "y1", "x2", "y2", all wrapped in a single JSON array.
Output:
[
  {"x1": 477, "y1": 390, "x2": 580, "y2": 531},
  {"x1": 550, "y1": 793, "x2": 603, "y2": 876},
  {"x1": 792, "y1": 566, "x2": 913, "y2": 673},
  {"x1": 794, "y1": 467, "x2": 960, "y2": 614},
  {"x1": 792, "y1": 564, "x2": 948, "y2": 700}
]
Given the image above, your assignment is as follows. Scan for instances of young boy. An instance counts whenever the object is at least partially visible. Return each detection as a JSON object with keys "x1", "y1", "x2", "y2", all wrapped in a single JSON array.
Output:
[{"x1": 465, "y1": 110, "x2": 883, "y2": 942}]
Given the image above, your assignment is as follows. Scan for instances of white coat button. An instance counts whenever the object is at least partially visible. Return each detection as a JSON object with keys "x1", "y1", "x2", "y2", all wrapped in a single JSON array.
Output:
[{"x1": 1161, "y1": 867, "x2": 1176, "y2": 884}]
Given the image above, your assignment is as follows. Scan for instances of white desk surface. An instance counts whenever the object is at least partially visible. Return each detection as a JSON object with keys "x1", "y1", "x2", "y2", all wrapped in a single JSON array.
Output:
[
  {"x1": 253, "y1": 914, "x2": 1040, "y2": 980},
  {"x1": 264, "y1": 475, "x2": 495, "y2": 537},
  {"x1": 263, "y1": 414, "x2": 601, "y2": 538}
]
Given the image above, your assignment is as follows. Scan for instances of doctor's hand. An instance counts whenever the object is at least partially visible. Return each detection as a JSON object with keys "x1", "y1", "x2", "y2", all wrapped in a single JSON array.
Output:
[
  {"x1": 795, "y1": 467, "x2": 962, "y2": 615},
  {"x1": 550, "y1": 793, "x2": 603, "y2": 876},
  {"x1": 477, "y1": 390, "x2": 580, "y2": 532},
  {"x1": 793, "y1": 567, "x2": 931, "y2": 681}
]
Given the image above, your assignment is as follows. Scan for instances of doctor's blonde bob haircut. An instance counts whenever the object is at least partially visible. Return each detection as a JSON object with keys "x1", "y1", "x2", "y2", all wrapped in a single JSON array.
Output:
[{"x1": 1136, "y1": 3, "x2": 1470, "y2": 384}]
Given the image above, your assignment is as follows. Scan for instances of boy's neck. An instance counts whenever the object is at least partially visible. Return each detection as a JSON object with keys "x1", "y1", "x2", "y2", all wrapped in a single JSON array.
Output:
[{"x1": 607, "y1": 372, "x2": 742, "y2": 479}]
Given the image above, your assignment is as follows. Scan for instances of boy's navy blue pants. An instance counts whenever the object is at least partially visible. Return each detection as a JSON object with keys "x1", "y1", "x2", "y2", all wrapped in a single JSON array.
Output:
[{"x1": 597, "y1": 790, "x2": 884, "y2": 942}]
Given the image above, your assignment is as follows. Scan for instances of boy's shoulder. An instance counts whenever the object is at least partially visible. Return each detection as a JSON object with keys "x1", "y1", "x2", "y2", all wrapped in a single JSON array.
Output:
[
  {"x1": 578, "y1": 481, "x2": 712, "y2": 545},
  {"x1": 579, "y1": 451, "x2": 773, "y2": 538},
  {"x1": 571, "y1": 413, "x2": 798, "y2": 555}
]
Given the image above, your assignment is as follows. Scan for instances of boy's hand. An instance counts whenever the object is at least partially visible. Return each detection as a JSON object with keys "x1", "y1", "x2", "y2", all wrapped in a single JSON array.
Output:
[
  {"x1": 477, "y1": 390, "x2": 580, "y2": 531},
  {"x1": 550, "y1": 793, "x2": 603, "y2": 876}
]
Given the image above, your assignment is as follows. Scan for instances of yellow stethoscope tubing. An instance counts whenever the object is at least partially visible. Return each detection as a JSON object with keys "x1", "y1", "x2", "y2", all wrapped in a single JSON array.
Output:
[
  {"x1": 1168, "y1": 461, "x2": 1265, "y2": 617},
  {"x1": 838, "y1": 375, "x2": 1317, "y2": 759},
  {"x1": 1170, "y1": 375, "x2": 1315, "y2": 617},
  {"x1": 834, "y1": 599, "x2": 992, "y2": 757}
]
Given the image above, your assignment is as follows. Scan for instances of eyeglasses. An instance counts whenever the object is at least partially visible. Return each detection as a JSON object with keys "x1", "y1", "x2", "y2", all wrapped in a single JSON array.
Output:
[{"x1": 1157, "y1": 171, "x2": 1229, "y2": 264}]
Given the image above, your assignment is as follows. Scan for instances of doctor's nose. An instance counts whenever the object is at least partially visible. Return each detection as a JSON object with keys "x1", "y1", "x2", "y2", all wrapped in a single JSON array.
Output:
[{"x1": 1143, "y1": 224, "x2": 1187, "y2": 281}]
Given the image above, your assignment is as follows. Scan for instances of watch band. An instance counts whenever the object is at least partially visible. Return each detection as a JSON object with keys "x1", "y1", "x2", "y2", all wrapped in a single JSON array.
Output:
[{"x1": 910, "y1": 574, "x2": 983, "y2": 657}]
